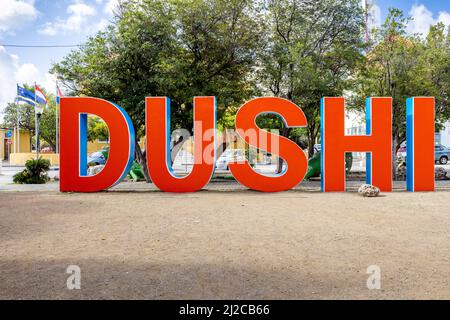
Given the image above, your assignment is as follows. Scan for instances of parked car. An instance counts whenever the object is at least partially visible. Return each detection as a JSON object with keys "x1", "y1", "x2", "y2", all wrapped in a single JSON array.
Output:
[
  {"x1": 435, "y1": 144, "x2": 450, "y2": 164},
  {"x1": 216, "y1": 149, "x2": 245, "y2": 170},
  {"x1": 397, "y1": 144, "x2": 450, "y2": 165},
  {"x1": 87, "y1": 151, "x2": 107, "y2": 166}
]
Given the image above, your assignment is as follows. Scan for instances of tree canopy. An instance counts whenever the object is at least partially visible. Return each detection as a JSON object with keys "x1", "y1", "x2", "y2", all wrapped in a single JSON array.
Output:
[
  {"x1": 351, "y1": 8, "x2": 450, "y2": 151},
  {"x1": 45, "y1": 0, "x2": 450, "y2": 180},
  {"x1": 52, "y1": 0, "x2": 263, "y2": 180}
]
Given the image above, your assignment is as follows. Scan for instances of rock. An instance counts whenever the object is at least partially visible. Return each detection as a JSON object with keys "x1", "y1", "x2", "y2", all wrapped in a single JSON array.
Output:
[
  {"x1": 358, "y1": 184, "x2": 380, "y2": 197},
  {"x1": 435, "y1": 167, "x2": 447, "y2": 180},
  {"x1": 88, "y1": 165, "x2": 105, "y2": 176}
]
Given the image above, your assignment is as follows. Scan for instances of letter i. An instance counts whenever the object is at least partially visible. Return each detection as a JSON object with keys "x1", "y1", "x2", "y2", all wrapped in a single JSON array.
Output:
[{"x1": 406, "y1": 97, "x2": 435, "y2": 192}]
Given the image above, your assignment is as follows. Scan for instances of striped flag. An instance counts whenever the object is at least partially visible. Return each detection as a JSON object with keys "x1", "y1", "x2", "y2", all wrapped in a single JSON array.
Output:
[
  {"x1": 35, "y1": 84, "x2": 47, "y2": 107},
  {"x1": 17, "y1": 85, "x2": 36, "y2": 107}
]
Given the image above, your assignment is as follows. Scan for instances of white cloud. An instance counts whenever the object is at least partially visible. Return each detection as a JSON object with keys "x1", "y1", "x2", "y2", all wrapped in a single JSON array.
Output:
[
  {"x1": 0, "y1": 47, "x2": 55, "y2": 118},
  {"x1": 407, "y1": 4, "x2": 450, "y2": 36},
  {"x1": 104, "y1": 0, "x2": 119, "y2": 16},
  {"x1": 69, "y1": 2, "x2": 96, "y2": 16},
  {"x1": 437, "y1": 11, "x2": 450, "y2": 26},
  {"x1": 0, "y1": 0, "x2": 38, "y2": 33},
  {"x1": 0, "y1": 47, "x2": 20, "y2": 116},
  {"x1": 15, "y1": 63, "x2": 40, "y2": 85},
  {"x1": 38, "y1": 1, "x2": 98, "y2": 36}
]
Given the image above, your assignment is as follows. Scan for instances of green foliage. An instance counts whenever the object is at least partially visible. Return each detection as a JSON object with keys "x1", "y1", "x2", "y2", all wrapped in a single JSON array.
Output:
[
  {"x1": 88, "y1": 116, "x2": 109, "y2": 142},
  {"x1": 258, "y1": 0, "x2": 366, "y2": 156},
  {"x1": 52, "y1": 0, "x2": 261, "y2": 134},
  {"x1": 51, "y1": 0, "x2": 263, "y2": 180},
  {"x1": 48, "y1": 0, "x2": 449, "y2": 179},
  {"x1": 351, "y1": 9, "x2": 450, "y2": 150},
  {"x1": 13, "y1": 158, "x2": 51, "y2": 184}
]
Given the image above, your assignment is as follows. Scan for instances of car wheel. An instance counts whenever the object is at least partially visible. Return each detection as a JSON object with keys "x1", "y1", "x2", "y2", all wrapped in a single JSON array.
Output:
[{"x1": 439, "y1": 156, "x2": 448, "y2": 165}]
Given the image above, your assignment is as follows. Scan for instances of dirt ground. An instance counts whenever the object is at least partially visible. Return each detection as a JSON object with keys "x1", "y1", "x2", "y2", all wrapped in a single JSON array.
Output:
[{"x1": 1, "y1": 188, "x2": 450, "y2": 300}]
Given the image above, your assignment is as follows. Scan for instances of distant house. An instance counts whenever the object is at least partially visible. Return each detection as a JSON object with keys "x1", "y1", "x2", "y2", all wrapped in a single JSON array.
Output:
[
  {"x1": 436, "y1": 120, "x2": 450, "y2": 147},
  {"x1": 0, "y1": 128, "x2": 31, "y2": 161}
]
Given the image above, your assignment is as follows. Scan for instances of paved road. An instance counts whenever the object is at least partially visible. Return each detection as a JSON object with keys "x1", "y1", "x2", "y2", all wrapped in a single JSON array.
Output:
[
  {"x1": 0, "y1": 165, "x2": 59, "y2": 185},
  {"x1": 1, "y1": 163, "x2": 450, "y2": 192}
]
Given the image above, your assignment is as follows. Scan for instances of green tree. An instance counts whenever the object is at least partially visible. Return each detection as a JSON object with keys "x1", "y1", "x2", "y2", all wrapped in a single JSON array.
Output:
[
  {"x1": 419, "y1": 23, "x2": 450, "y2": 128},
  {"x1": 52, "y1": 0, "x2": 262, "y2": 181},
  {"x1": 351, "y1": 9, "x2": 450, "y2": 178},
  {"x1": 258, "y1": 0, "x2": 366, "y2": 170},
  {"x1": 88, "y1": 117, "x2": 109, "y2": 142}
]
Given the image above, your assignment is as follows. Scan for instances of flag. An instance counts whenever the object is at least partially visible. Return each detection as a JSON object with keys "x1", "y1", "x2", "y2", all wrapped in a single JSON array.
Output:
[
  {"x1": 35, "y1": 84, "x2": 47, "y2": 107},
  {"x1": 17, "y1": 85, "x2": 36, "y2": 107},
  {"x1": 56, "y1": 85, "x2": 63, "y2": 104}
]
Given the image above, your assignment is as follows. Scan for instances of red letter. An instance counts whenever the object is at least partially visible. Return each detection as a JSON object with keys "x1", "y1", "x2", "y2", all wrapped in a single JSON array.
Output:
[
  {"x1": 229, "y1": 97, "x2": 308, "y2": 192},
  {"x1": 60, "y1": 97, "x2": 135, "y2": 192},
  {"x1": 146, "y1": 97, "x2": 216, "y2": 192},
  {"x1": 321, "y1": 97, "x2": 392, "y2": 192},
  {"x1": 406, "y1": 97, "x2": 435, "y2": 191}
]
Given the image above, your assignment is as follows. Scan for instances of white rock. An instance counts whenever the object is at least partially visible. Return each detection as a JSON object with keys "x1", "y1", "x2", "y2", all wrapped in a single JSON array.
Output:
[{"x1": 358, "y1": 184, "x2": 380, "y2": 197}]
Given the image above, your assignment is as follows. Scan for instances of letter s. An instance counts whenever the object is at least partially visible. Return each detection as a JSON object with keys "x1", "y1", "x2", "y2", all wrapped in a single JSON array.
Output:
[{"x1": 230, "y1": 97, "x2": 308, "y2": 192}]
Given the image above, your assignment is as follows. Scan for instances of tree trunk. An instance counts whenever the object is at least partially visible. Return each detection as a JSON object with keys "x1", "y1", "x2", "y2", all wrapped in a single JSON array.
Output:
[
  {"x1": 276, "y1": 127, "x2": 291, "y2": 174},
  {"x1": 276, "y1": 157, "x2": 284, "y2": 174},
  {"x1": 135, "y1": 141, "x2": 151, "y2": 183},
  {"x1": 392, "y1": 132, "x2": 398, "y2": 181},
  {"x1": 307, "y1": 127, "x2": 318, "y2": 158},
  {"x1": 41, "y1": 136, "x2": 56, "y2": 152},
  {"x1": 216, "y1": 141, "x2": 229, "y2": 160}
]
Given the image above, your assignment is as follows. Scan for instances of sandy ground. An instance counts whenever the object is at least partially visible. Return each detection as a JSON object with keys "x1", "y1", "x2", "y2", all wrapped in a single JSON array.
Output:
[{"x1": 1, "y1": 187, "x2": 450, "y2": 300}]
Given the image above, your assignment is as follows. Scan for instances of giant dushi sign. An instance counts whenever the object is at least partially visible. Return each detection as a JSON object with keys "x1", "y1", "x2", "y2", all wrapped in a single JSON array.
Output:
[{"x1": 59, "y1": 96, "x2": 435, "y2": 193}]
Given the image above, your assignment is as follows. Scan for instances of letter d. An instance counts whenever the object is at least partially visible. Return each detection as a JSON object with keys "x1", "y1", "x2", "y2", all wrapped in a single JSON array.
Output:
[{"x1": 60, "y1": 97, "x2": 135, "y2": 192}]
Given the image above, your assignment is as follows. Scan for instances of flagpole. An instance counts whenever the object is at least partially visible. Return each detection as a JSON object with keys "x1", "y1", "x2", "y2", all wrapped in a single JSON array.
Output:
[
  {"x1": 15, "y1": 95, "x2": 20, "y2": 154},
  {"x1": 13, "y1": 108, "x2": 17, "y2": 154},
  {"x1": 15, "y1": 84, "x2": 19, "y2": 154},
  {"x1": 56, "y1": 81, "x2": 59, "y2": 155},
  {"x1": 34, "y1": 82, "x2": 39, "y2": 160},
  {"x1": 14, "y1": 95, "x2": 17, "y2": 154}
]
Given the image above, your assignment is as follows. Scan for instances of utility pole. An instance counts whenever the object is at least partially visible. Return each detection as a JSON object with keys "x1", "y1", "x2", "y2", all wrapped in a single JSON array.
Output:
[{"x1": 55, "y1": 81, "x2": 59, "y2": 154}]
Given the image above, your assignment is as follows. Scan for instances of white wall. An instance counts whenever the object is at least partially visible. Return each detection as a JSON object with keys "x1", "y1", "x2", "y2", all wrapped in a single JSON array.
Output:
[{"x1": 439, "y1": 120, "x2": 450, "y2": 148}]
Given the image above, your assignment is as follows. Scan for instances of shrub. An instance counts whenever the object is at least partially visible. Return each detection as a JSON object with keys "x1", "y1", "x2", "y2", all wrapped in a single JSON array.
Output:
[{"x1": 13, "y1": 158, "x2": 51, "y2": 184}]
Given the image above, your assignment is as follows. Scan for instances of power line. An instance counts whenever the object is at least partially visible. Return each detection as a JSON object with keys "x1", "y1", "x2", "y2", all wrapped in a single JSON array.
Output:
[{"x1": 0, "y1": 44, "x2": 82, "y2": 48}]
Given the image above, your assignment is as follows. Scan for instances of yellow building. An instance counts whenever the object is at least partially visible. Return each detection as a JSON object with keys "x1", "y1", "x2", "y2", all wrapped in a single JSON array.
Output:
[
  {"x1": 1, "y1": 126, "x2": 147, "y2": 166},
  {"x1": 0, "y1": 128, "x2": 31, "y2": 161}
]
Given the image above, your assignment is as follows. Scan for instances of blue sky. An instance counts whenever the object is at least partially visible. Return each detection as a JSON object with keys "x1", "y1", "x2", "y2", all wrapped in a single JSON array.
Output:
[
  {"x1": 0, "y1": 0, "x2": 449, "y2": 115},
  {"x1": 4, "y1": 0, "x2": 113, "y2": 74}
]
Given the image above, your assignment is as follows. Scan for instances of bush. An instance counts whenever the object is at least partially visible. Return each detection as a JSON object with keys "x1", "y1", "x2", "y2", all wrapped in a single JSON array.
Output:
[{"x1": 13, "y1": 158, "x2": 51, "y2": 184}]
